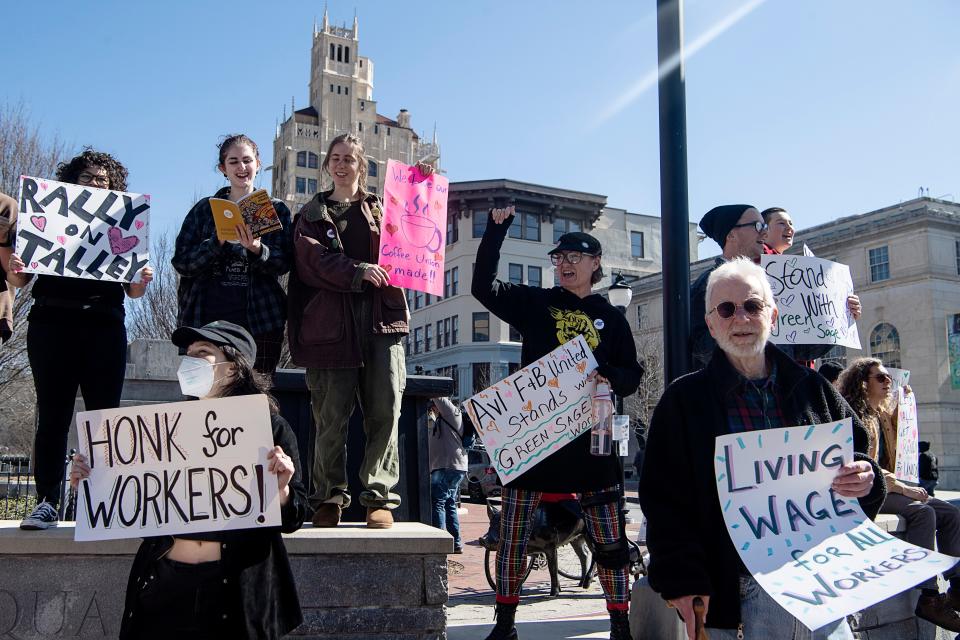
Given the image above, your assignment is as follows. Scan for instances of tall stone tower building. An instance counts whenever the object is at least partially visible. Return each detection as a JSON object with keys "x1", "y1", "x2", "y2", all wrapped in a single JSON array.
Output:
[{"x1": 271, "y1": 10, "x2": 440, "y2": 213}]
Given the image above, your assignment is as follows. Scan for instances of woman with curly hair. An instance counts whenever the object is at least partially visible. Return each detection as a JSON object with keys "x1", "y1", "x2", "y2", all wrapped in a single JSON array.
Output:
[
  {"x1": 6, "y1": 148, "x2": 154, "y2": 531},
  {"x1": 172, "y1": 134, "x2": 293, "y2": 375},
  {"x1": 839, "y1": 357, "x2": 960, "y2": 632}
]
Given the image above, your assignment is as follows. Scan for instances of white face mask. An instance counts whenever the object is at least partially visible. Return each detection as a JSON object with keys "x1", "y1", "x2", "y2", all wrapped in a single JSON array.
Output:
[{"x1": 177, "y1": 356, "x2": 216, "y2": 398}]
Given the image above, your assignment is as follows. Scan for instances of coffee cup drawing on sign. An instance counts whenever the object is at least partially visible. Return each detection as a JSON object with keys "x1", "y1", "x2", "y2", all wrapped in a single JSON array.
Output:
[{"x1": 401, "y1": 194, "x2": 443, "y2": 252}]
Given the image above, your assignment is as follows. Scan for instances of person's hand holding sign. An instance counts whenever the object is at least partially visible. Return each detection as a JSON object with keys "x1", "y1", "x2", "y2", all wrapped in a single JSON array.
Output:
[
  {"x1": 491, "y1": 206, "x2": 515, "y2": 225},
  {"x1": 362, "y1": 264, "x2": 391, "y2": 288},
  {"x1": 846, "y1": 294, "x2": 862, "y2": 320},
  {"x1": 267, "y1": 446, "x2": 296, "y2": 506},
  {"x1": 831, "y1": 460, "x2": 875, "y2": 498},
  {"x1": 69, "y1": 453, "x2": 91, "y2": 489}
]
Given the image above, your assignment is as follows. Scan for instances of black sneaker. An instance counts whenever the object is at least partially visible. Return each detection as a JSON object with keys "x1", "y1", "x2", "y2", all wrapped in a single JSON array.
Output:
[{"x1": 20, "y1": 500, "x2": 58, "y2": 530}]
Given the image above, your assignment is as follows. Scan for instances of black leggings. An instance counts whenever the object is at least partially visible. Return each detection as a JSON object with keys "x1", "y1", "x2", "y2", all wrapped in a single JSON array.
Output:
[
  {"x1": 28, "y1": 318, "x2": 127, "y2": 505},
  {"x1": 135, "y1": 558, "x2": 231, "y2": 637}
]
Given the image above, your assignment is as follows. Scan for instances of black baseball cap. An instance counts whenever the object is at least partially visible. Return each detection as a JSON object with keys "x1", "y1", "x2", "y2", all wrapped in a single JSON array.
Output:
[
  {"x1": 549, "y1": 231, "x2": 602, "y2": 256},
  {"x1": 172, "y1": 320, "x2": 257, "y2": 362}
]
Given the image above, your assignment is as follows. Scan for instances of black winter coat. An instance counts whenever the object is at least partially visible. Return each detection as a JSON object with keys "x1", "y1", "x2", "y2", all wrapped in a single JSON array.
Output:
[
  {"x1": 639, "y1": 344, "x2": 886, "y2": 630},
  {"x1": 119, "y1": 410, "x2": 307, "y2": 639},
  {"x1": 472, "y1": 211, "x2": 644, "y2": 491}
]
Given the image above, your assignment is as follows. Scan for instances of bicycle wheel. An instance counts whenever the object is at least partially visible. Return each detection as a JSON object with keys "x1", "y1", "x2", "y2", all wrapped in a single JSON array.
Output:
[
  {"x1": 484, "y1": 547, "x2": 536, "y2": 591},
  {"x1": 556, "y1": 536, "x2": 594, "y2": 583}
]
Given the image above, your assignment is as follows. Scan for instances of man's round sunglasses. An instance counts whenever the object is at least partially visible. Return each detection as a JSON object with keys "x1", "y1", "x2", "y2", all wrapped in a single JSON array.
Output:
[
  {"x1": 708, "y1": 299, "x2": 767, "y2": 319},
  {"x1": 732, "y1": 221, "x2": 769, "y2": 233},
  {"x1": 870, "y1": 373, "x2": 892, "y2": 383},
  {"x1": 550, "y1": 251, "x2": 594, "y2": 266}
]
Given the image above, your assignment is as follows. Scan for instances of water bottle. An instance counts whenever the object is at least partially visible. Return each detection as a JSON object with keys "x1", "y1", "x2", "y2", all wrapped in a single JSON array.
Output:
[{"x1": 591, "y1": 382, "x2": 614, "y2": 456}]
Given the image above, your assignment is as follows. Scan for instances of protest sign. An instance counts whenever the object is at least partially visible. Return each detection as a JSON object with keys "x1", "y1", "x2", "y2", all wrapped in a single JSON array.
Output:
[
  {"x1": 74, "y1": 395, "x2": 281, "y2": 541},
  {"x1": 715, "y1": 419, "x2": 956, "y2": 630},
  {"x1": 761, "y1": 254, "x2": 861, "y2": 349},
  {"x1": 895, "y1": 388, "x2": 920, "y2": 483},
  {"x1": 379, "y1": 160, "x2": 448, "y2": 296},
  {"x1": 15, "y1": 176, "x2": 150, "y2": 283},
  {"x1": 463, "y1": 335, "x2": 598, "y2": 484},
  {"x1": 949, "y1": 314, "x2": 960, "y2": 390},
  {"x1": 886, "y1": 367, "x2": 911, "y2": 389}
]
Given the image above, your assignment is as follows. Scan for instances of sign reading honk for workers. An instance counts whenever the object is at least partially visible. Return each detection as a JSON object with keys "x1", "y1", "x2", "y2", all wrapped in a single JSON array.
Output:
[
  {"x1": 716, "y1": 419, "x2": 957, "y2": 631},
  {"x1": 463, "y1": 335, "x2": 598, "y2": 484}
]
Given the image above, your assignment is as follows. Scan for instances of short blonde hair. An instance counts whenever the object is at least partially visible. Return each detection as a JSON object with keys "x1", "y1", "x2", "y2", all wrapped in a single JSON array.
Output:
[{"x1": 705, "y1": 257, "x2": 774, "y2": 312}]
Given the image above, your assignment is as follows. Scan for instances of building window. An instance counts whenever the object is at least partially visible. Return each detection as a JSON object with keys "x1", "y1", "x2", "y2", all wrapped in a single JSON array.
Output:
[
  {"x1": 413, "y1": 327, "x2": 423, "y2": 354},
  {"x1": 424, "y1": 293, "x2": 431, "y2": 307},
  {"x1": 329, "y1": 43, "x2": 335, "y2": 60},
  {"x1": 452, "y1": 316, "x2": 459, "y2": 345},
  {"x1": 337, "y1": 85, "x2": 341, "y2": 95},
  {"x1": 436, "y1": 321, "x2": 444, "y2": 349},
  {"x1": 295, "y1": 177, "x2": 306, "y2": 194},
  {"x1": 308, "y1": 152, "x2": 319, "y2": 169},
  {"x1": 955, "y1": 239, "x2": 960, "y2": 275},
  {"x1": 821, "y1": 345, "x2": 847, "y2": 368},
  {"x1": 444, "y1": 270, "x2": 452, "y2": 298},
  {"x1": 437, "y1": 365, "x2": 459, "y2": 398},
  {"x1": 473, "y1": 211, "x2": 487, "y2": 238},
  {"x1": 636, "y1": 303, "x2": 648, "y2": 329},
  {"x1": 345, "y1": 86, "x2": 349, "y2": 96},
  {"x1": 553, "y1": 217, "x2": 582, "y2": 243},
  {"x1": 296, "y1": 151, "x2": 307, "y2": 167},
  {"x1": 446, "y1": 216, "x2": 458, "y2": 245},
  {"x1": 509, "y1": 263, "x2": 523, "y2": 285},
  {"x1": 443, "y1": 318, "x2": 451, "y2": 348},
  {"x1": 374, "y1": 124, "x2": 379, "y2": 135},
  {"x1": 307, "y1": 178, "x2": 318, "y2": 194},
  {"x1": 425, "y1": 325, "x2": 432, "y2": 352},
  {"x1": 869, "y1": 246, "x2": 890, "y2": 282},
  {"x1": 358, "y1": 122, "x2": 363, "y2": 132},
  {"x1": 509, "y1": 325, "x2": 522, "y2": 342},
  {"x1": 870, "y1": 322, "x2": 901, "y2": 368},
  {"x1": 344, "y1": 46, "x2": 350, "y2": 63},
  {"x1": 368, "y1": 159, "x2": 378, "y2": 177},
  {"x1": 387, "y1": 127, "x2": 391, "y2": 136},
  {"x1": 414, "y1": 290, "x2": 423, "y2": 310},
  {"x1": 406, "y1": 290, "x2": 414, "y2": 311},
  {"x1": 329, "y1": 83, "x2": 334, "y2": 93},
  {"x1": 450, "y1": 267, "x2": 459, "y2": 296},
  {"x1": 473, "y1": 312, "x2": 490, "y2": 342},
  {"x1": 631, "y1": 231, "x2": 645, "y2": 258},
  {"x1": 473, "y1": 363, "x2": 491, "y2": 394},
  {"x1": 337, "y1": 45, "x2": 342, "y2": 62},
  {"x1": 508, "y1": 210, "x2": 541, "y2": 241},
  {"x1": 528, "y1": 266, "x2": 542, "y2": 289}
]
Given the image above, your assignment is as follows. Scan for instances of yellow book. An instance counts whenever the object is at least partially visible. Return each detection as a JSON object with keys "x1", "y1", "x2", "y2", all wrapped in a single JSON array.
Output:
[{"x1": 210, "y1": 189, "x2": 282, "y2": 242}]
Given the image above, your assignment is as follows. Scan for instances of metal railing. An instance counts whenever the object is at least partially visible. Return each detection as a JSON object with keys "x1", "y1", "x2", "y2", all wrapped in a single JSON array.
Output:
[{"x1": 0, "y1": 451, "x2": 76, "y2": 522}]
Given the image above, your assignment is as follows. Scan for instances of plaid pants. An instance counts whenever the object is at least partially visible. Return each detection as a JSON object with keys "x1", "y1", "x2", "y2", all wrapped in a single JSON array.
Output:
[{"x1": 495, "y1": 485, "x2": 629, "y2": 608}]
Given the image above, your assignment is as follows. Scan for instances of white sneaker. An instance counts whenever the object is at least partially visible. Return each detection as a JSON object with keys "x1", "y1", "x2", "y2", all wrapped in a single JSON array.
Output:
[{"x1": 20, "y1": 500, "x2": 58, "y2": 530}]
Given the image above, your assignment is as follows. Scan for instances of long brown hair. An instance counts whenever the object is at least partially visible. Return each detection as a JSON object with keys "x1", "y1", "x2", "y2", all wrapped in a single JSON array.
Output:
[
  {"x1": 216, "y1": 344, "x2": 279, "y2": 414},
  {"x1": 837, "y1": 357, "x2": 885, "y2": 420}
]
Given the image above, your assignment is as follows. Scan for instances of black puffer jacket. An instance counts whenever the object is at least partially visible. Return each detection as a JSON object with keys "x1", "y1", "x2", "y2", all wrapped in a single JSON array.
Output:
[{"x1": 639, "y1": 344, "x2": 886, "y2": 630}]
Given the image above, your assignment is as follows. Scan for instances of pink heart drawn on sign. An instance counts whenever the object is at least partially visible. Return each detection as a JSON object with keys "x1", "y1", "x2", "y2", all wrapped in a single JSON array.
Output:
[
  {"x1": 135, "y1": 220, "x2": 145, "y2": 230},
  {"x1": 381, "y1": 264, "x2": 393, "y2": 272},
  {"x1": 56, "y1": 236, "x2": 66, "y2": 245},
  {"x1": 30, "y1": 215, "x2": 46, "y2": 232},
  {"x1": 108, "y1": 227, "x2": 139, "y2": 255},
  {"x1": 39, "y1": 181, "x2": 48, "y2": 190},
  {"x1": 385, "y1": 223, "x2": 398, "y2": 236},
  {"x1": 30, "y1": 262, "x2": 38, "y2": 269}
]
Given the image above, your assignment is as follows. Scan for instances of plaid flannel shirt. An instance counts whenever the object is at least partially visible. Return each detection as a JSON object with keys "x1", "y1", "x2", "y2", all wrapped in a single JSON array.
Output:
[
  {"x1": 172, "y1": 189, "x2": 293, "y2": 336},
  {"x1": 725, "y1": 360, "x2": 785, "y2": 433}
]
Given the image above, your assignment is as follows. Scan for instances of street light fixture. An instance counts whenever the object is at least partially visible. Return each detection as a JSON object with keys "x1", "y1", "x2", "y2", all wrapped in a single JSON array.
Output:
[{"x1": 608, "y1": 272, "x2": 633, "y2": 310}]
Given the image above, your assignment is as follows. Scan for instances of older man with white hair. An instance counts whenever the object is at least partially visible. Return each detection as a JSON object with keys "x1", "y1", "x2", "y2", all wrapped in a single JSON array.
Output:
[{"x1": 639, "y1": 258, "x2": 887, "y2": 640}]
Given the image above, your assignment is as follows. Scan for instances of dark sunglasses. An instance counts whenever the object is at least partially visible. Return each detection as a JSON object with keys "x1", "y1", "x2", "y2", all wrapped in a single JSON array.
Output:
[
  {"x1": 732, "y1": 221, "x2": 768, "y2": 234},
  {"x1": 709, "y1": 299, "x2": 767, "y2": 319},
  {"x1": 870, "y1": 373, "x2": 892, "y2": 383}
]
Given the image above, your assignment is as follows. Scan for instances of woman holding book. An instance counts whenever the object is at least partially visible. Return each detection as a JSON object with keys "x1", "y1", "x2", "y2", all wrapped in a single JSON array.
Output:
[
  {"x1": 6, "y1": 148, "x2": 154, "y2": 532},
  {"x1": 173, "y1": 134, "x2": 292, "y2": 375}
]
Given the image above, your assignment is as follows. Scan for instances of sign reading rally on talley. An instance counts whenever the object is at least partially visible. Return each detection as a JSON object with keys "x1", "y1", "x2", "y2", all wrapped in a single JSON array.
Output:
[
  {"x1": 896, "y1": 388, "x2": 920, "y2": 483},
  {"x1": 74, "y1": 395, "x2": 281, "y2": 542},
  {"x1": 715, "y1": 419, "x2": 956, "y2": 630},
  {"x1": 379, "y1": 160, "x2": 448, "y2": 296},
  {"x1": 15, "y1": 176, "x2": 150, "y2": 283},
  {"x1": 761, "y1": 255, "x2": 860, "y2": 349},
  {"x1": 463, "y1": 335, "x2": 598, "y2": 484}
]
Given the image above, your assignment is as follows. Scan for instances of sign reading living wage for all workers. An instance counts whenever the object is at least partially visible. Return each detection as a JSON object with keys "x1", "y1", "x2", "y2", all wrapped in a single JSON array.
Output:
[
  {"x1": 761, "y1": 254, "x2": 860, "y2": 349},
  {"x1": 15, "y1": 176, "x2": 150, "y2": 283},
  {"x1": 895, "y1": 387, "x2": 920, "y2": 483},
  {"x1": 715, "y1": 419, "x2": 957, "y2": 631},
  {"x1": 74, "y1": 395, "x2": 281, "y2": 542},
  {"x1": 378, "y1": 160, "x2": 448, "y2": 296},
  {"x1": 463, "y1": 335, "x2": 598, "y2": 484}
]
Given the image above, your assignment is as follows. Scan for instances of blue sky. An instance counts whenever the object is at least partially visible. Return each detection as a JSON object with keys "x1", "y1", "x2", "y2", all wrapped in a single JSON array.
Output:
[{"x1": 2, "y1": 0, "x2": 957, "y2": 259}]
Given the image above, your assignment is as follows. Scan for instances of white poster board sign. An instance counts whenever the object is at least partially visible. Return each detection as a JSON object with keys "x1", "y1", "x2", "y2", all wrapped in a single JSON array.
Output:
[
  {"x1": 463, "y1": 335, "x2": 598, "y2": 484},
  {"x1": 762, "y1": 255, "x2": 860, "y2": 349},
  {"x1": 895, "y1": 388, "x2": 920, "y2": 483},
  {"x1": 15, "y1": 175, "x2": 150, "y2": 283},
  {"x1": 715, "y1": 419, "x2": 956, "y2": 630},
  {"x1": 887, "y1": 368, "x2": 911, "y2": 389},
  {"x1": 74, "y1": 395, "x2": 281, "y2": 541}
]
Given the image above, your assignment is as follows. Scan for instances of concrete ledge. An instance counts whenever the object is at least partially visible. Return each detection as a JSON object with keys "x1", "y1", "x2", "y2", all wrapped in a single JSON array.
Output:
[
  {"x1": 0, "y1": 521, "x2": 451, "y2": 639},
  {"x1": 874, "y1": 513, "x2": 907, "y2": 534}
]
